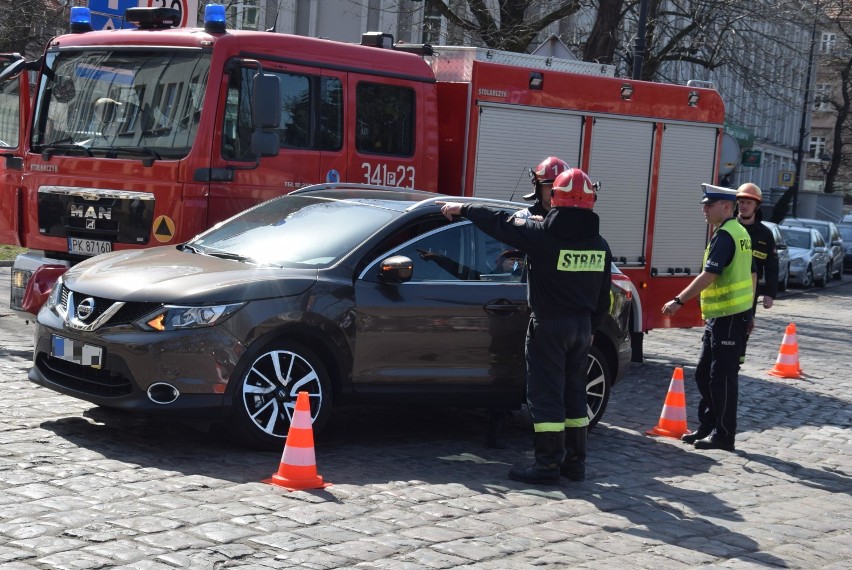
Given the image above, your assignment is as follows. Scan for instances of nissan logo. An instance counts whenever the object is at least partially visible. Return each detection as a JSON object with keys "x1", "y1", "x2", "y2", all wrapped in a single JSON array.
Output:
[{"x1": 76, "y1": 298, "x2": 96, "y2": 321}]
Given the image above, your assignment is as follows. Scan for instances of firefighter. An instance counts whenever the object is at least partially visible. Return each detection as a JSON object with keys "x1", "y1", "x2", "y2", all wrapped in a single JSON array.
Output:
[
  {"x1": 515, "y1": 156, "x2": 571, "y2": 219},
  {"x1": 661, "y1": 184, "x2": 756, "y2": 452},
  {"x1": 439, "y1": 168, "x2": 612, "y2": 484},
  {"x1": 735, "y1": 182, "x2": 778, "y2": 364}
]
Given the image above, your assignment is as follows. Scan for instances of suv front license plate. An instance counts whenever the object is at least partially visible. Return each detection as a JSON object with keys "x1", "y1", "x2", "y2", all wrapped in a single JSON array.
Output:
[
  {"x1": 51, "y1": 335, "x2": 104, "y2": 369},
  {"x1": 68, "y1": 238, "x2": 112, "y2": 256}
]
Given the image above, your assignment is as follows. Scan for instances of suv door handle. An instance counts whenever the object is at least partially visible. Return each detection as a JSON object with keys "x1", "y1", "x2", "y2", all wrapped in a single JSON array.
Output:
[{"x1": 485, "y1": 300, "x2": 526, "y2": 313}]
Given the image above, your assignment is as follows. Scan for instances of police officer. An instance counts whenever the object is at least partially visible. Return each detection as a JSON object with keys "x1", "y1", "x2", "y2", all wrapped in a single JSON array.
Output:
[
  {"x1": 439, "y1": 168, "x2": 612, "y2": 484},
  {"x1": 662, "y1": 184, "x2": 756, "y2": 452},
  {"x1": 736, "y1": 183, "x2": 778, "y2": 363},
  {"x1": 515, "y1": 157, "x2": 570, "y2": 219}
]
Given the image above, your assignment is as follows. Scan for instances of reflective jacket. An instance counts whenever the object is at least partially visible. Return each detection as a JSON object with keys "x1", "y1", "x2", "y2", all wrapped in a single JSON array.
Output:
[
  {"x1": 460, "y1": 205, "x2": 612, "y2": 329},
  {"x1": 700, "y1": 219, "x2": 754, "y2": 319}
]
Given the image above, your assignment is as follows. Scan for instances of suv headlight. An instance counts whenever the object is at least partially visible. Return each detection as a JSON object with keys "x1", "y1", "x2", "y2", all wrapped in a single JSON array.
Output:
[
  {"x1": 791, "y1": 258, "x2": 804, "y2": 267},
  {"x1": 45, "y1": 276, "x2": 65, "y2": 314},
  {"x1": 134, "y1": 303, "x2": 245, "y2": 331}
]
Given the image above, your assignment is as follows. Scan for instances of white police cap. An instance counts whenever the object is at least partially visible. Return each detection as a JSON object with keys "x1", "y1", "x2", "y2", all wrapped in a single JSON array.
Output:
[{"x1": 700, "y1": 183, "x2": 738, "y2": 204}]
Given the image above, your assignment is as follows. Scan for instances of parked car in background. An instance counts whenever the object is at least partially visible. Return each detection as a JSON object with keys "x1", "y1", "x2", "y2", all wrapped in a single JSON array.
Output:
[
  {"x1": 761, "y1": 221, "x2": 790, "y2": 292},
  {"x1": 781, "y1": 218, "x2": 843, "y2": 280},
  {"x1": 841, "y1": 213, "x2": 852, "y2": 224},
  {"x1": 839, "y1": 223, "x2": 852, "y2": 272},
  {"x1": 780, "y1": 226, "x2": 830, "y2": 288},
  {"x1": 29, "y1": 184, "x2": 634, "y2": 450}
]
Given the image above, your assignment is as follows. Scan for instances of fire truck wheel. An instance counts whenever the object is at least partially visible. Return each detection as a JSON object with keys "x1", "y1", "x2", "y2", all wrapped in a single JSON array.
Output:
[
  {"x1": 586, "y1": 345, "x2": 612, "y2": 430},
  {"x1": 227, "y1": 340, "x2": 332, "y2": 450}
]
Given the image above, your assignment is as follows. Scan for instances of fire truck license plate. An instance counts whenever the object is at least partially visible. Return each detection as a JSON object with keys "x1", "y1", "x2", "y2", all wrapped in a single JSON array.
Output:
[
  {"x1": 51, "y1": 335, "x2": 103, "y2": 369},
  {"x1": 67, "y1": 238, "x2": 112, "y2": 256}
]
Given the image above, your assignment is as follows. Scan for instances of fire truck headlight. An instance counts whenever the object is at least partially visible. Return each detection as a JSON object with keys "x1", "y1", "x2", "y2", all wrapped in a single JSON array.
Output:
[{"x1": 135, "y1": 303, "x2": 245, "y2": 331}]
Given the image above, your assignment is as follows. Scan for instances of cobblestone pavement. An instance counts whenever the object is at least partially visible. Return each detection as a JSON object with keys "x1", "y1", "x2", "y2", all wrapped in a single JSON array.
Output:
[{"x1": 0, "y1": 268, "x2": 850, "y2": 569}]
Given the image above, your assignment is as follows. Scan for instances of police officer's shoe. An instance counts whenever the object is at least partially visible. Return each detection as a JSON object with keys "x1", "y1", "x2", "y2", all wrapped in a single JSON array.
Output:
[
  {"x1": 681, "y1": 428, "x2": 712, "y2": 445},
  {"x1": 693, "y1": 434, "x2": 736, "y2": 452},
  {"x1": 507, "y1": 463, "x2": 561, "y2": 485}
]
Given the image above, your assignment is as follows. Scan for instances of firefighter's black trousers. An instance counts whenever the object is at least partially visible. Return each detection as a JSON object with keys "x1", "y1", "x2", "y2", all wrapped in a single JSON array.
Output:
[{"x1": 525, "y1": 312, "x2": 591, "y2": 429}]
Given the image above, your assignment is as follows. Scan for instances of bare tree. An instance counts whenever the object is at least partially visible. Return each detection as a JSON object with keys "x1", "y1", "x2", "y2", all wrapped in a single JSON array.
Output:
[
  {"x1": 0, "y1": 0, "x2": 67, "y2": 57},
  {"x1": 816, "y1": 0, "x2": 852, "y2": 193},
  {"x1": 424, "y1": 0, "x2": 584, "y2": 52}
]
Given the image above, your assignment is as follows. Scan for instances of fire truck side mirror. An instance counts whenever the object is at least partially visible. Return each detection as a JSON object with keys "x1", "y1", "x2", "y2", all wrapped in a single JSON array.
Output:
[
  {"x1": 250, "y1": 73, "x2": 280, "y2": 158},
  {"x1": 251, "y1": 73, "x2": 280, "y2": 129}
]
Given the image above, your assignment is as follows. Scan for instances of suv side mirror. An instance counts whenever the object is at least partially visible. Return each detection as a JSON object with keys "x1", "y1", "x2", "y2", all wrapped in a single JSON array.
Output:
[{"x1": 379, "y1": 255, "x2": 413, "y2": 284}]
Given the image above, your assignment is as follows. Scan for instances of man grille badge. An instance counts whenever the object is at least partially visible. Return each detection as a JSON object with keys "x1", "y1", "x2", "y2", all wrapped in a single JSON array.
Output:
[{"x1": 76, "y1": 297, "x2": 96, "y2": 321}]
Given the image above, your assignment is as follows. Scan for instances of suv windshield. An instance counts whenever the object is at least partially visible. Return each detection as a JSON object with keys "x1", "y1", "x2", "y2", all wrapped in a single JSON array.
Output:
[
  {"x1": 188, "y1": 196, "x2": 400, "y2": 268},
  {"x1": 32, "y1": 49, "x2": 210, "y2": 160},
  {"x1": 838, "y1": 225, "x2": 852, "y2": 241}
]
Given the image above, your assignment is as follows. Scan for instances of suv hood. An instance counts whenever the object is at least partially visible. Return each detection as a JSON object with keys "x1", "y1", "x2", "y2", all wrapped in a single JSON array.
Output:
[{"x1": 63, "y1": 247, "x2": 317, "y2": 304}]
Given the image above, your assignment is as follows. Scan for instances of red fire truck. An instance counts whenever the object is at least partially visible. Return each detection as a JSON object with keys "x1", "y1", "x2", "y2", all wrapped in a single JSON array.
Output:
[{"x1": 0, "y1": 6, "x2": 726, "y2": 357}]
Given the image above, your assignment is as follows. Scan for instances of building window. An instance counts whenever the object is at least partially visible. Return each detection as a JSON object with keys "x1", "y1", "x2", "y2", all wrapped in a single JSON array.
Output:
[
  {"x1": 422, "y1": 2, "x2": 444, "y2": 45},
  {"x1": 228, "y1": 0, "x2": 258, "y2": 30},
  {"x1": 820, "y1": 32, "x2": 836, "y2": 54},
  {"x1": 814, "y1": 84, "x2": 833, "y2": 111},
  {"x1": 808, "y1": 136, "x2": 826, "y2": 159}
]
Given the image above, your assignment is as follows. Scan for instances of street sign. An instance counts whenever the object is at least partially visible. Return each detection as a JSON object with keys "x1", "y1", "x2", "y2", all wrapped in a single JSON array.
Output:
[
  {"x1": 88, "y1": 0, "x2": 140, "y2": 30},
  {"x1": 778, "y1": 170, "x2": 795, "y2": 187},
  {"x1": 146, "y1": 0, "x2": 197, "y2": 28},
  {"x1": 87, "y1": 0, "x2": 197, "y2": 30},
  {"x1": 742, "y1": 149, "x2": 762, "y2": 167}
]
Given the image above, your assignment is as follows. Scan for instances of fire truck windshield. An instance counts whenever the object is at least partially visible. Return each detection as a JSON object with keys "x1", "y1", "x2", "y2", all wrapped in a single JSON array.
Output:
[{"x1": 32, "y1": 49, "x2": 210, "y2": 160}]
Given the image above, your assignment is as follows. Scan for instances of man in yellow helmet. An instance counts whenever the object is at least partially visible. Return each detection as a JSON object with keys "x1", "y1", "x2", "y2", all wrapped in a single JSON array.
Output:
[
  {"x1": 735, "y1": 182, "x2": 778, "y2": 364},
  {"x1": 661, "y1": 184, "x2": 756, "y2": 452}
]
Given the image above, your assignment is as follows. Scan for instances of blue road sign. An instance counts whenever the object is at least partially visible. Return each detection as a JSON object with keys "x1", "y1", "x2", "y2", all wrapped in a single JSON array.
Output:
[{"x1": 88, "y1": 0, "x2": 139, "y2": 30}]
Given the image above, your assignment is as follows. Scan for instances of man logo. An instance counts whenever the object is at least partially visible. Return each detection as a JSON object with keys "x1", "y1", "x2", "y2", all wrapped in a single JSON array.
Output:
[{"x1": 76, "y1": 298, "x2": 96, "y2": 321}]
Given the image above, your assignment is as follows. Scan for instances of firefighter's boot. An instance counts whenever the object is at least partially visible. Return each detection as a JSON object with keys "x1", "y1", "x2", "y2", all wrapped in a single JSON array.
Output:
[
  {"x1": 507, "y1": 431, "x2": 564, "y2": 485},
  {"x1": 560, "y1": 426, "x2": 587, "y2": 481}
]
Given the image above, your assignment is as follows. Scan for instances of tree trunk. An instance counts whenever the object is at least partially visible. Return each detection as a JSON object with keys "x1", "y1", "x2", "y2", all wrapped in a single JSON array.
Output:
[{"x1": 584, "y1": 0, "x2": 624, "y2": 64}]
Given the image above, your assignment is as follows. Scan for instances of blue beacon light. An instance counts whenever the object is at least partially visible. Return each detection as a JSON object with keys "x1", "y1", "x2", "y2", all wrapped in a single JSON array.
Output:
[
  {"x1": 204, "y1": 4, "x2": 227, "y2": 33},
  {"x1": 70, "y1": 6, "x2": 94, "y2": 33}
]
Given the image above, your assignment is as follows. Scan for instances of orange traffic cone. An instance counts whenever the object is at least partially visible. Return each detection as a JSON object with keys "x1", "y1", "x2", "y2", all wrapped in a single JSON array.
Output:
[
  {"x1": 263, "y1": 391, "x2": 330, "y2": 491},
  {"x1": 646, "y1": 367, "x2": 690, "y2": 439},
  {"x1": 767, "y1": 323, "x2": 803, "y2": 379}
]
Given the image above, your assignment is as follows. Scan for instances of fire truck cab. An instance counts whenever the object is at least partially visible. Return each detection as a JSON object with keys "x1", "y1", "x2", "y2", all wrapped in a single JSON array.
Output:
[{"x1": 2, "y1": 5, "x2": 727, "y2": 356}]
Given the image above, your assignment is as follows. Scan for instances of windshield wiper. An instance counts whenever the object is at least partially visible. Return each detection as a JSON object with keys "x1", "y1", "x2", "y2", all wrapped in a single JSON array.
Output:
[
  {"x1": 203, "y1": 249, "x2": 253, "y2": 263},
  {"x1": 38, "y1": 142, "x2": 93, "y2": 159},
  {"x1": 91, "y1": 146, "x2": 162, "y2": 166}
]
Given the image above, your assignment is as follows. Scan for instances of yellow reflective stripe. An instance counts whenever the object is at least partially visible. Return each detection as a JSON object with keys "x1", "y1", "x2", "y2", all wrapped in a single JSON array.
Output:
[
  {"x1": 753, "y1": 250, "x2": 768, "y2": 260},
  {"x1": 557, "y1": 250, "x2": 606, "y2": 272},
  {"x1": 701, "y1": 291, "x2": 754, "y2": 314},
  {"x1": 565, "y1": 417, "x2": 589, "y2": 428},
  {"x1": 700, "y1": 278, "x2": 753, "y2": 301},
  {"x1": 533, "y1": 422, "x2": 565, "y2": 433}
]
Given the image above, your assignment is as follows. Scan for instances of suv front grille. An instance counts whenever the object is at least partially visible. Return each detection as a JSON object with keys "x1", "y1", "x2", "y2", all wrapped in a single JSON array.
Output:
[{"x1": 35, "y1": 353, "x2": 133, "y2": 397}]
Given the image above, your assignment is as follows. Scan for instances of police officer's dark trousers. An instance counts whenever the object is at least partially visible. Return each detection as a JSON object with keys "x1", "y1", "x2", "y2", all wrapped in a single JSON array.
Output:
[
  {"x1": 509, "y1": 312, "x2": 590, "y2": 485},
  {"x1": 694, "y1": 312, "x2": 749, "y2": 443}
]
